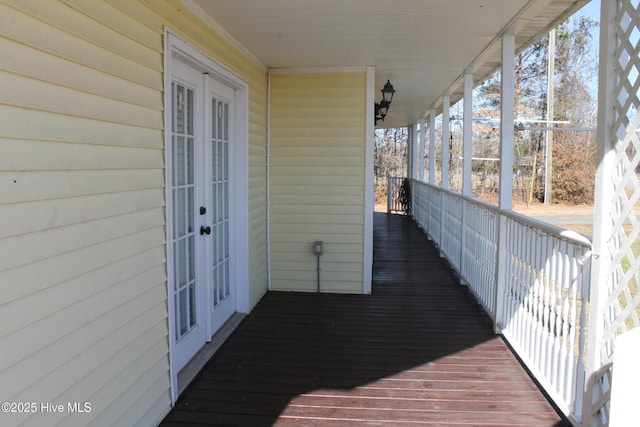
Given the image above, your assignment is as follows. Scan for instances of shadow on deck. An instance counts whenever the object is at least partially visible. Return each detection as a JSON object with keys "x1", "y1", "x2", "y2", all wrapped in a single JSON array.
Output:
[{"x1": 161, "y1": 213, "x2": 570, "y2": 426}]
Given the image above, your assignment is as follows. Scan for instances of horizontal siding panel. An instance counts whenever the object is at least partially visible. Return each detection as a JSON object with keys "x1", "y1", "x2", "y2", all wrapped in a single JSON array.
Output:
[
  {"x1": 0, "y1": 189, "x2": 164, "y2": 239},
  {"x1": 271, "y1": 155, "x2": 364, "y2": 168},
  {"x1": 271, "y1": 105, "x2": 366, "y2": 119},
  {"x1": 0, "y1": 139, "x2": 163, "y2": 171},
  {"x1": 271, "y1": 195, "x2": 364, "y2": 207},
  {"x1": 270, "y1": 128, "x2": 365, "y2": 139},
  {"x1": 0, "y1": 169, "x2": 163, "y2": 204},
  {"x1": 0, "y1": 71, "x2": 162, "y2": 129},
  {"x1": 0, "y1": 105, "x2": 163, "y2": 149},
  {"x1": 271, "y1": 183, "x2": 363, "y2": 196},
  {"x1": 4, "y1": 285, "x2": 166, "y2": 404},
  {"x1": 0, "y1": 227, "x2": 165, "y2": 307},
  {"x1": 271, "y1": 166, "x2": 364, "y2": 177},
  {"x1": 270, "y1": 232, "x2": 364, "y2": 245},
  {"x1": 270, "y1": 223, "x2": 363, "y2": 236},
  {"x1": 61, "y1": 0, "x2": 162, "y2": 53},
  {"x1": 271, "y1": 249, "x2": 363, "y2": 263},
  {"x1": 105, "y1": 0, "x2": 166, "y2": 34},
  {"x1": 271, "y1": 138, "x2": 364, "y2": 149},
  {"x1": 271, "y1": 117, "x2": 365, "y2": 130},
  {"x1": 0, "y1": 3, "x2": 162, "y2": 90},
  {"x1": 116, "y1": 372, "x2": 171, "y2": 427},
  {"x1": 93, "y1": 357, "x2": 168, "y2": 427},
  {"x1": 272, "y1": 76, "x2": 364, "y2": 90},
  {"x1": 0, "y1": 37, "x2": 161, "y2": 110},
  {"x1": 0, "y1": 247, "x2": 166, "y2": 337},
  {"x1": 0, "y1": 265, "x2": 165, "y2": 371},
  {"x1": 272, "y1": 262, "x2": 364, "y2": 275},
  {"x1": 271, "y1": 174, "x2": 362, "y2": 187},
  {"x1": 2, "y1": 284, "x2": 167, "y2": 413},
  {"x1": 271, "y1": 214, "x2": 363, "y2": 226},
  {"x1": 135, "y1": 383, "x2": 173, "y2": 427},
  {"x1": 0, "y1": 209, "x2": 164, "y2": 272},
  {"x1": 4, "y1": 0, "x2": 162, "y2": 71},
  {"x1": 46, "y1": 320, "x2": 168, "y2": 427},
  {"x1": 271, "y1": 146, "x2": 363, "y2": 158},
  {"x1": 271, "y1": 204, "x2": 363, "y2": 216}
]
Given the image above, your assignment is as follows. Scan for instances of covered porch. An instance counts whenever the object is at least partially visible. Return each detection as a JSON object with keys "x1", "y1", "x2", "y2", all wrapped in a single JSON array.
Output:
[{"x1": 161, "y1": 213, "x2": 569, "y2": 426}]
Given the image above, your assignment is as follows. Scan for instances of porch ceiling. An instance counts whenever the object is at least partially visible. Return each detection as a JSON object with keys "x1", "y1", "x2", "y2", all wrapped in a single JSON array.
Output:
[{"x1": 191, "y1": 0, "x2": 589, "y2": 128}]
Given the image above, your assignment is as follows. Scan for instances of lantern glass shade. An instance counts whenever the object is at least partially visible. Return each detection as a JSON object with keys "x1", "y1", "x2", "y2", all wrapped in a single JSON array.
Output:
[
  {"x1": 378, "y1": 102, "x2": 389, "y2": 117},
  {"x1": 381, "y1": 80, "x2": 395, "y2": 104}
]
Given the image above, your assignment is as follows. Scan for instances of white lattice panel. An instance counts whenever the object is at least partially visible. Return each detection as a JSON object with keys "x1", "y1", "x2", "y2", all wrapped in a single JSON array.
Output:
[{"x1": 591, "y1": 1, "x2": 640, "y2": 425}]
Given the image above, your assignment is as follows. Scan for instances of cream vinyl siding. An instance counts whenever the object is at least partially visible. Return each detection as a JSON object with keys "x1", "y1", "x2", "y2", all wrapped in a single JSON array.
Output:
[
  {"x1": 0, "y1": 0, "x2": 267, "y2": 426},
  {"x1": 270, "y1": 72, "x2": 366, "y2": 293}
]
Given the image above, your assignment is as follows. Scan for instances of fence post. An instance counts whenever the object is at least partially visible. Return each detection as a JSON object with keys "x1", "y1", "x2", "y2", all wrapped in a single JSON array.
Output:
[{"x1": 387, "y1": 175, "x2": 392, "y2": 213}]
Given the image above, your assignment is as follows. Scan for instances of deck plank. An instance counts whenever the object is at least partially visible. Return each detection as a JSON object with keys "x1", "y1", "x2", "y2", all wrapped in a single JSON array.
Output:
[{"x1": 161, "y1": 213, "x2": 569, "y2": 426}]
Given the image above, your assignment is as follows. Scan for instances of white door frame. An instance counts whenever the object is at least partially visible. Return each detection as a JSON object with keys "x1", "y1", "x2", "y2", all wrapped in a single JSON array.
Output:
[{"x1": 164, "y1": 30, "x2": 250, "y2": 404}]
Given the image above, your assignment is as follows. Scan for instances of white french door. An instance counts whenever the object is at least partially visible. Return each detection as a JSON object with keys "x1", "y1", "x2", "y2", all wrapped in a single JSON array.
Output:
[
  {"x1": 170, "y1": 61, "x2": 237, "y2": 372},
  {"x1": 207, "y1": 78, "x2": 236, "y2": 334}
]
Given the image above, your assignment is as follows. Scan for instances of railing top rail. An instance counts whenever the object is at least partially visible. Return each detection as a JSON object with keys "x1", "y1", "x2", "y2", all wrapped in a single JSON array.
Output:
[
  {"x1": 502, "y1": 209, "x2": 592, "y2": 248},
  {"x1": 411, "y1": 180, "x2": 592, "y2": 249}
]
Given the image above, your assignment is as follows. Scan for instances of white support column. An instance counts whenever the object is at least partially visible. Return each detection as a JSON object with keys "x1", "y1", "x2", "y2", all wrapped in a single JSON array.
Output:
[
  {"x1": 499, "y1": 34, "x2": 515, "y2": 210},
  {"x1": 462, "y1": 73, "x2": 474, "y2": 197},
  {"x1": 584, "y1": 0, "x2": 617, "y2": 424},
  {"x1": 442, "y1": 95, "x2": 451, "y2": 189},
  {"x1": 407, "y1": 125, "x2": 414, "y2": 179},
  {"x1": 495, "y1": 33, "x2": 515, "y2": 333},
  {"x1": 363, "y1": 66, "x2": 375, "y2": 294},
  {"x1": 413, "y1": 123, "x2": 419, "y2": 180},
  {"x1": 418, "y1": 117, "x2": 426, "y2": 181},
  {"x1": 429, "y1": 109, "x2": 436, "y2": 184},
  {"x1": 460, "y1": 73, "x2": 474, "y2": 286}
]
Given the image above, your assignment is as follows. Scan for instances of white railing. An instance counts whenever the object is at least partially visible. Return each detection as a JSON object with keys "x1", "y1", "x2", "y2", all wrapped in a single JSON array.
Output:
[
  {"x1": 441, "y1": 190, "x2": 463, "y2": 272},
  {"x1": 498, "y1": 211, "x2": 591, "y2": 422},
  {"x1": 461, "y1": 198, "x2": 499, "y2": 317},
  {"x1": 408, "y1": 180, "x2": 592, "y2": 425}
]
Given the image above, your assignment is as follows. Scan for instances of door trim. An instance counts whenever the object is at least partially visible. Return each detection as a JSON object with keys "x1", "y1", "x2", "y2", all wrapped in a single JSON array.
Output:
[{"x1": 164, "y1": 29, "x2": 250, "y2": 404}]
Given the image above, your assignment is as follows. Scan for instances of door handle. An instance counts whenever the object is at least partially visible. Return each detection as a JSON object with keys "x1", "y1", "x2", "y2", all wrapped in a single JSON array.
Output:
[{"x1": 200, "y1": 226, "x2": 211, "y2": 235}]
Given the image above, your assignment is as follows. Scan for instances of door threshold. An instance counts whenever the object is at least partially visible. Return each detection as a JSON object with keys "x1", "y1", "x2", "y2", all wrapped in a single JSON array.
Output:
[{"x1": 177, "y1": 312, "x2": 246, "y2": 397}]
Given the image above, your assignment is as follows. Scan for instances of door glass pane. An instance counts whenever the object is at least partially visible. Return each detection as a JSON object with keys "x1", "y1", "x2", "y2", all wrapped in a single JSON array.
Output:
[
  {"x1": 188, "y1": 235, "x2": 195, "y2": 281},
  {"x1": 175, "y1": 188, "x2": 185, "y2": 236},
  {"x1": 176, "y1": 239, "x2": 186, "y2": 286},
  {"x1": 224, "y1": 103, "x2": 229, "y2": 140},
  {"x1": 171, "y1": 82, "x2": 198, "y2": 341},
  {"x1": 210, "y1": 96, "x2": 231, "y2": 307},
  {"x1": 223, "y1": 142, "x2": 228, "y2": 180},
  {"x1": 175, "y1": 85, "x2": 185, "y2": 133},
  {"x1": 189, "y1": 284, "x2": 197, "y2": 327},
  {"x1": 178, "y1": 289, "x2": 188, "y2": 335},
  {"x1": 211, "y1": 98, "x2": 217, "y2": 140},
  {"x1": 175, "y1": 136, "x2": 185, "y2": 185},
  {"x1": 187, "y1": 89, "x2": 194, "y2": 135},
  {"x1": 186, "y1": 138, "x2": 194, "y2": 185}
]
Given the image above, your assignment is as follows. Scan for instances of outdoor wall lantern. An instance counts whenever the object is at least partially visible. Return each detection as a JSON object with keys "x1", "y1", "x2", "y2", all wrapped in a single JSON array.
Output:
[
  {"x1": 381, "y1": 79, "x2": 395, "y2": 104},
  {"x1": 375, "y1": 80, "x2": 395, "y2": 124}
]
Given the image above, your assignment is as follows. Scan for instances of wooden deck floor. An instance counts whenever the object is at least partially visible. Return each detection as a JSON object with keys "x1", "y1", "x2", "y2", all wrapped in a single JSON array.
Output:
[{"x1": 161, "y1": 213, "x2": 569, "y2": 426}]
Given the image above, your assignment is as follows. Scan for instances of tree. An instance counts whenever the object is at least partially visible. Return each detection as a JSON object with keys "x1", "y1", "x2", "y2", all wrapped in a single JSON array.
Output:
[
  {"x1": 374, "y1": 127, "x2": 408, "y2": 204},
  {"x1": 474, "y1": 15, "x2": 598, "y2": 204},
  {"x1": 549, "y1": 16, "x2": 598, "y2": 204}
]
